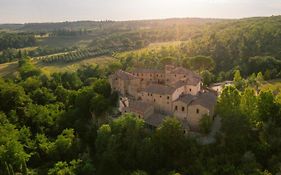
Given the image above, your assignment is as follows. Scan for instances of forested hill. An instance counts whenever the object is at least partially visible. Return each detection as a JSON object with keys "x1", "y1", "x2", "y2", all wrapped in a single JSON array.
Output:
[
  {"x1": 179, "y1": 15, "x2": 281, "y2": 72},
  {"x1": 0, "y1": 18, "x2": 224, "y2": 32},
  {"x1": 1, "y1": 16, "x2": 281, "y2": 79}
]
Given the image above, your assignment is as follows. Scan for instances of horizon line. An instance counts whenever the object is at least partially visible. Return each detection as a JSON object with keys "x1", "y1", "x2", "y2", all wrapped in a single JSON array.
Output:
[{"x1": 0, "y1": 14, "x2": 278, "y2": 25}]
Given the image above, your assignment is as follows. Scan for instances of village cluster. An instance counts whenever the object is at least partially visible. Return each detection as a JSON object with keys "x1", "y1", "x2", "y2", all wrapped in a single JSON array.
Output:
[{"x1": 109, "y1": 65, "x2": 217, "y2": 132}]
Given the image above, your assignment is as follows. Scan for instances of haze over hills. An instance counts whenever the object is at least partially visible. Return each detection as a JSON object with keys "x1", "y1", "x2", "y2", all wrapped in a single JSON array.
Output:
[{"x1": 0, "y1": 17, "x2": 227, "y2": 32}]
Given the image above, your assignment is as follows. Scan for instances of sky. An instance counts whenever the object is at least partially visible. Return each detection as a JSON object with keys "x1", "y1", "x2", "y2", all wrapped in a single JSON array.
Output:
[{"x1": 0, "y1": 0, "x2": 281, "y2": 23}]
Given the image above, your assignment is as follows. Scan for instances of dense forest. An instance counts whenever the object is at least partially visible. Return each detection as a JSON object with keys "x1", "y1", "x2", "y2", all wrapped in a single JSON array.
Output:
[
  {"x1": 1, "y1": 16, "x2": 281, "y2": 174},
  {"x1": 1, "y1": 56, "x2": 281, "y2": 175},
  {"x1": 0, "y1": 32, "x2": 36, "y2": 51}
]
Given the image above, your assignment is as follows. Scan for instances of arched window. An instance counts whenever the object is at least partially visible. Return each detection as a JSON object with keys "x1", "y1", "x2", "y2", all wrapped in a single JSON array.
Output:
[
  {"x1": 175, "y1": 106, "x2": 178, "y2": 111},
  {"x1": 182, "y1": 107, "x2": 185, "y2": 112},
  {"x1": 196, "y1": 109, "x2": 200, "y2": 114}
]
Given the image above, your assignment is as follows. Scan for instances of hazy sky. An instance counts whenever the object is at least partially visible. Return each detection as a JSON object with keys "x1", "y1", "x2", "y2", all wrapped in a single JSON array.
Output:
[{"x1": 0, "y1": 0, "x2": 281, "y2": 23}]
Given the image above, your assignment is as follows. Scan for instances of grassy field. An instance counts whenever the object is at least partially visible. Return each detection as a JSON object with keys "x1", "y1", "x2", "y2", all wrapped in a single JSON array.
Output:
[
  {"x1": 0, "y1": 56, "x2": 115, "y2": 77},
  {"x1": 38, "y1": 35, "x2": 93, "y2": 48},
  {"x1": 36, "y1": 56, "x2": 115, "y2": 75}
]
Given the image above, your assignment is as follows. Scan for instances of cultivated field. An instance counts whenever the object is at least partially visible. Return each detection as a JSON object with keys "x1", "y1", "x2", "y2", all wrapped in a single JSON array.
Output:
[{"x1": 0, "y1": 56, "x2": 115, "y2": 77}]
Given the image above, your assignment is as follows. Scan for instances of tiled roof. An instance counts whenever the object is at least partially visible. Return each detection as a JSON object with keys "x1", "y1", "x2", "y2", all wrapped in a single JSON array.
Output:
[
  {"x1": 114, "y1": 70, "x2": 138, "y2": 80},
  {"x1": 187, "y1": 77, "x2": 201, "y2": 86},
  {"x1": 143, "y1": 84, "x2": 176, "y2": 95},
  {"x1": 176, "y1": 94, "x2": 197, "y2": 104},
  {"x1": 171, "y1": 67, "x2": 202, "y2": 79},
  {"x1": 171, "y1": 78, "x2": 201, "y2": 88},
  {"x1": 170, "y1": 67, "x2": 191, "y2": 74},
  {"x1": 129, "y1": 101, "x2": 153, "y2": 114},
  {"x1": 176, "y1": 92, "x2": 217, "y2": 110},
  {"x1": 191, "y1": 92, "x2": 217, "y2": 110}
]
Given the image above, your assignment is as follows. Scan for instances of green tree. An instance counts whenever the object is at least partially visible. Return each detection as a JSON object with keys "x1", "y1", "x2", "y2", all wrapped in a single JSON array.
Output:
[
  {"x1": 201, "y1": 70, "x2": 214, "y2": 87},
  {"x1": 95, "y1": 114, "x2": 146, "y2": 175},
  {"x1": 152, "y1": 117, "x2": 185, "y2": 170},
  {"x1": 217, "y1": 86, "x2": 241, "y2": 117},
  {"x1": 0, "y1": 122, "x2": 30, "y2": 174},
  {"x1": 92, "y1": 79, "x2": 112, "y2": 98},
  {"x1": 233, "y1": 69, "x2": 244, "y2": 90},
  {"x1": 256, "y1": 72, "x2": 264, "y2": 82},
  {"x1": 240, "y1": 88, "x2": 258, "y2": 125},
  {"x1": 199, "y1": 114, "x2": 212, "y2": 134},
  {"x1": 257, "y1": 90, "x2": 279, "y2": 122},
  {"x1": 48, "y1": 159, "x2": 82, "y2": 175},
  {"x1": 188, "y1": 56, "x2": 215, "y2": 72}
]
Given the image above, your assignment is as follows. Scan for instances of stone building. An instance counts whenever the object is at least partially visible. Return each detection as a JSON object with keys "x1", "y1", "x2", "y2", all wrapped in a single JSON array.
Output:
[{"x1": 109, "y1": 65, "x2": 217, "y2": 132}]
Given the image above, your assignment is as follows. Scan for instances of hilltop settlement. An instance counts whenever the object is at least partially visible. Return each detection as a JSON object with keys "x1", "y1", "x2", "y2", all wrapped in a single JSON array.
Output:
[{"x1": 109, "y1": 65, "x2": 217, "y2": 132}]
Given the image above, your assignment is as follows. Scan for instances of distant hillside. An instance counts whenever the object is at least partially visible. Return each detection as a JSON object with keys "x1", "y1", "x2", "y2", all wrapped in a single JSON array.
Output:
[{"x1": 0, "y1": 18, "x2": 225, "y2": 32}]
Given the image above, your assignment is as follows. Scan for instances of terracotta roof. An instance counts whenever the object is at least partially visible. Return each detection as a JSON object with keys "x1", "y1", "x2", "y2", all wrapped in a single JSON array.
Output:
[
  {"x1": 145, "y1": 113, "x2": 167, "y2": 127},
  {"x1": 187, "y1": 77, "x2": 201, "y2": 86},
  {"x1": 171, "y1": 80, "x2": 187, "y2": 88},
  {"x1": 114, "y1": 70, "x2": 138, "y2": 80},
  {"x1": 129, "y1": 101, "x2": 153, "y2": 115},
  {"x1": 191, "y1": 92, "x2": 217, "y2": 110},
  {"x1": 176, "y1": 94, "x2": 197, "y2": 104},
  {"x1": 170, "y1": 67, "x2": 191, "y2": 74},
  {"x1": 144, "y1": 84, "x2": 176, "y2": 95},
  {"x1": 171, "y1": 78, "x2": 201, "y2": 88}
]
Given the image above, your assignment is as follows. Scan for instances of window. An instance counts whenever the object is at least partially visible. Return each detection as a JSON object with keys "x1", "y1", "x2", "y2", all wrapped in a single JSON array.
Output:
[
  {"x1": 148, "y1": 93, "x2": 149, "y2": 96},
  {"x1": 141, "y1": 78, "x2": 144, "y2": 81},
  {"x1": 184, "y1": 75, "x2": 186, "y2": 78},
  {"x1": 189, "y1": 89, "x2": 192, "y2": 92},
  {"x1": 196, "y1": 109, "x2": 200, "y2": 114},
  {"x1": 175, "y1": 106, "x2": 178, "y2": 111},
  {"x1": 154, "y1": 99, "x2": 156, "y2": 102},
  {"x1": 175, "y1": 74, "x2": 177, "y2": 77},
  {"x1": 182, "y1": 107, "x2": 185, "y2": 112},
  {"x1": 167, "y1": 96, "x2": 170, "y2": 100},
  {"x1": 160, "y1": 95, "x2": 162, "y2": 98}
]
